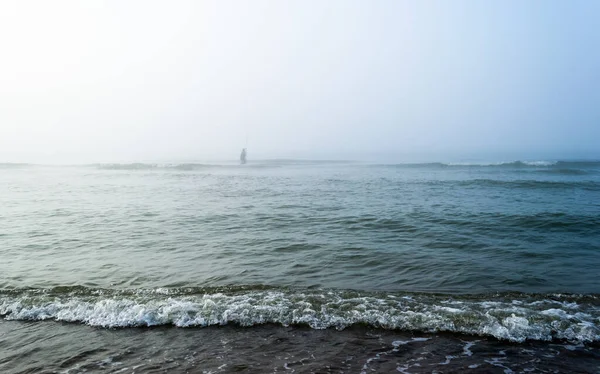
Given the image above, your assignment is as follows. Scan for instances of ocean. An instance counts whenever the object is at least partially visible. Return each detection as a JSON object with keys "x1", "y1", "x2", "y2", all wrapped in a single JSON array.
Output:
[{"x1": 1, "y1": 160, "x2": 599, "y2": 373}]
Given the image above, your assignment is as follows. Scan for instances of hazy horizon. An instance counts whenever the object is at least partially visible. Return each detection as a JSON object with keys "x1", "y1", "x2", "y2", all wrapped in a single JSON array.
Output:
[
  {"x1": 1, "y1": 1, "x2": 599, "y2": 163},
  {"x1": 3, "y1": 151, "x2": 600, "y2": 166}
]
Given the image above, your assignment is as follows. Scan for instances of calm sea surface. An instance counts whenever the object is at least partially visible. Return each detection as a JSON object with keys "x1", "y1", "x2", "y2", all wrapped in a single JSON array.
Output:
[{"x1": 1, "y1": 160, "x2": 599, "y2": 373}]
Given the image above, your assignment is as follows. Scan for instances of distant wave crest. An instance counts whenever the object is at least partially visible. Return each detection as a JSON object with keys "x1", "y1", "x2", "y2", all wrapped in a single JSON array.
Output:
[
  {"x1": 94, "y1": 163, "x2": 210, "y2": 170},
  {"x1": 2, "y1": 160, "x2": 598, "y2": 170},
  {"x1": 379, "y1": 160, "x2": 600, "y2": 169},
  {"x1": 92, "y1": 160, "x2": 355, "y2": 170},
  {"x1": 0, "y1": 163, "x2": 33, "y2": 169},
  {"x1": 445, "y1": 161, "x2": 558, "y2": 167}
]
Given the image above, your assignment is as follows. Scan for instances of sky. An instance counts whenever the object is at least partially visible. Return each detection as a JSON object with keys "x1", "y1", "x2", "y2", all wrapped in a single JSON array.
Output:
[{"x1": 1, "y1": 0, "x2": 599, "y2": 163}]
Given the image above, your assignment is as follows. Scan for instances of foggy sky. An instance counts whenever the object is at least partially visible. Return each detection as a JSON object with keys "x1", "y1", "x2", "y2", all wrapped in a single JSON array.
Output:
[{"x1": 1, "y1": 1, "x2": 599, "y2": 163}]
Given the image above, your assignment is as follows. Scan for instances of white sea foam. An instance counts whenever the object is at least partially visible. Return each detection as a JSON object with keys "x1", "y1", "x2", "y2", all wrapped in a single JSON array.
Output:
[
  {"x1": 521, "y1": 161, "x2": 557, "y2": 166},
  {"x1": 392, "y1": 337, "x2": 430, "y2": 347},
  {"x1": 484, "y1": 357, "x2": 514, "y2": 374},
  {"x1": 438, "y1": 355, "x2": 456, "y2": 365},
  {"x1": 443, "y1": 160, "x2": 558, "y2": 167},
  {"x1": 434, "y1": 306, "x2": 463, "y2": 314},
  {"x1": 1, "y1": 290, "x2": 598, "y2": 344},
  {"x1": 462, "y1": 340, "x2": 478, "y2": 356}
]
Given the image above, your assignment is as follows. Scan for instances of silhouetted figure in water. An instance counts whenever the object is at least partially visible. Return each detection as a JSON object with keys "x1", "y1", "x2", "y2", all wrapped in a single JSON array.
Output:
[{"x1": 240, "y1": 148, "x2": 247, "y2": 164}]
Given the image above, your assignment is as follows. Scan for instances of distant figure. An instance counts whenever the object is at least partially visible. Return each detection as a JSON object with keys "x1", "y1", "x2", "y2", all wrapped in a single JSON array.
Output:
[{"x1": 240, "y1": 148, "x2": 247, "y2": 164}]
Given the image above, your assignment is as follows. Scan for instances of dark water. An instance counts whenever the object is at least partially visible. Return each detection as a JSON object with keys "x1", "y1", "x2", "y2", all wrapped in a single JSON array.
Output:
[{"x1": 1, "y1": 160, "x2": 599, "y2": 373}]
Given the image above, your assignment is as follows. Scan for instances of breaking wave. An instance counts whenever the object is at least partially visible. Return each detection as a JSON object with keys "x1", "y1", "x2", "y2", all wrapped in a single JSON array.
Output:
[
  {"x1": 0, "y1": 163, "x2": 33, "y2": 169},
  {"x1": 92, "y1": 160, "x2": 356, "y2": 170},
  {"x1": 378, "y1": 160, "x2": 600, "y2": 169},
  {"x1": 94, "y1": 163, "x2": 214, "y2": 170},
  {"x1": 445, "y1": 161, "x2": 559, "y2": 167},
  {"x1": 1, "y1": 287, "x2": 598, "y2": 344}
]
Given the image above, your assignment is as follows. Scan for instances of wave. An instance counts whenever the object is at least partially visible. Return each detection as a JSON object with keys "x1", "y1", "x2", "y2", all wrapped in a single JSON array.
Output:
[
  {"x1": 445, "y1": 161, "x2": 558, "y2": 167},
  {"x1": 1, "y1": 287, "x2": 598, "y2": 344},
  {"x1": 93, "y1": 163, "x2": 247, "y2": 171},
  {"x1": 445, "y1": 160, "x2": 600, "y2": 168},
  {"x1": 305, "y1": 211, "x2": 600, "y2": 234},
  {"x1": 533, "y1": 168, "x2": 592, "y2": 176},
  {"x1": 378, "y1": 160, "x2": 600, "y2": 169},
  {"x1": 0, "y1": 163, "x2": 33, "y2": 169},
  {"x1": 91, "y1": 160, "x2": 355, "y2": 170},
  {"x1": 385, "y1": 178, "x2": 600, "y2": 192},
  {"x1": 3, "y1": 160, "x2": 599, "y2": 170},
  {"x1": 94, "y1": 163, "x2": 163, "y2": 170},
  {"x1": 446, "y1": 179, "x2": 600, "y2": 191},
  {"x1": 396, "y1": 211, "x2": 600, "y2": 233},
  {"x1": 92, "y1": 160, "x2": 600, "y2": 170}
]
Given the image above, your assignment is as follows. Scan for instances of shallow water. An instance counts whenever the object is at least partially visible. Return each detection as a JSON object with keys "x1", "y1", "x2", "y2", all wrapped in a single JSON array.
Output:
[{"x1": 1, "y1": 160, "x2": 599, "y2": 372}]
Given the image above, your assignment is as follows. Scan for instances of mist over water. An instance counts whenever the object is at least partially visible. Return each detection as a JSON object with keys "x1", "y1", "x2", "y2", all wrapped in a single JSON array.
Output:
[{"x1": 2, "y1": 1, "x2": 600, "y2": 163}]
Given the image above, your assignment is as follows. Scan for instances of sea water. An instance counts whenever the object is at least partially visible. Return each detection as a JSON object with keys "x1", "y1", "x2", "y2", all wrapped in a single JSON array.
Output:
[{"x1": 1, "y1": 160, "x2": 599, "y2": 372}]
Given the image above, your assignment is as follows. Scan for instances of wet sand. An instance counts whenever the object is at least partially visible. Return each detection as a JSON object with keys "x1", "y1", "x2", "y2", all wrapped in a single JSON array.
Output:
[{"x1": 1, "y1": 320, "x2": 598, "y2": 373}]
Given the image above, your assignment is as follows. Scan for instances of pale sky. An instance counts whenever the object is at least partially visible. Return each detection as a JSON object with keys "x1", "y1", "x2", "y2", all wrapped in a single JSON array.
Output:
[{"x1": 1, "y1": 1, "x2": 599, "y2": 163}]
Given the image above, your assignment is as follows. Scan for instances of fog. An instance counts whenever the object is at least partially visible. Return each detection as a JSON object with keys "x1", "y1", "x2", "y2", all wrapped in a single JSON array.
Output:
[{"x1": 1, "y1": 1, "x2": 599, "y2": 163}]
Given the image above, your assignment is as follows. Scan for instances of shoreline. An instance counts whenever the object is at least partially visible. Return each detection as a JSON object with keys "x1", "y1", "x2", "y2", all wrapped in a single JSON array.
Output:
[{"x1": 1, "y1": 320, "x2": 598, "y2": 373}]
